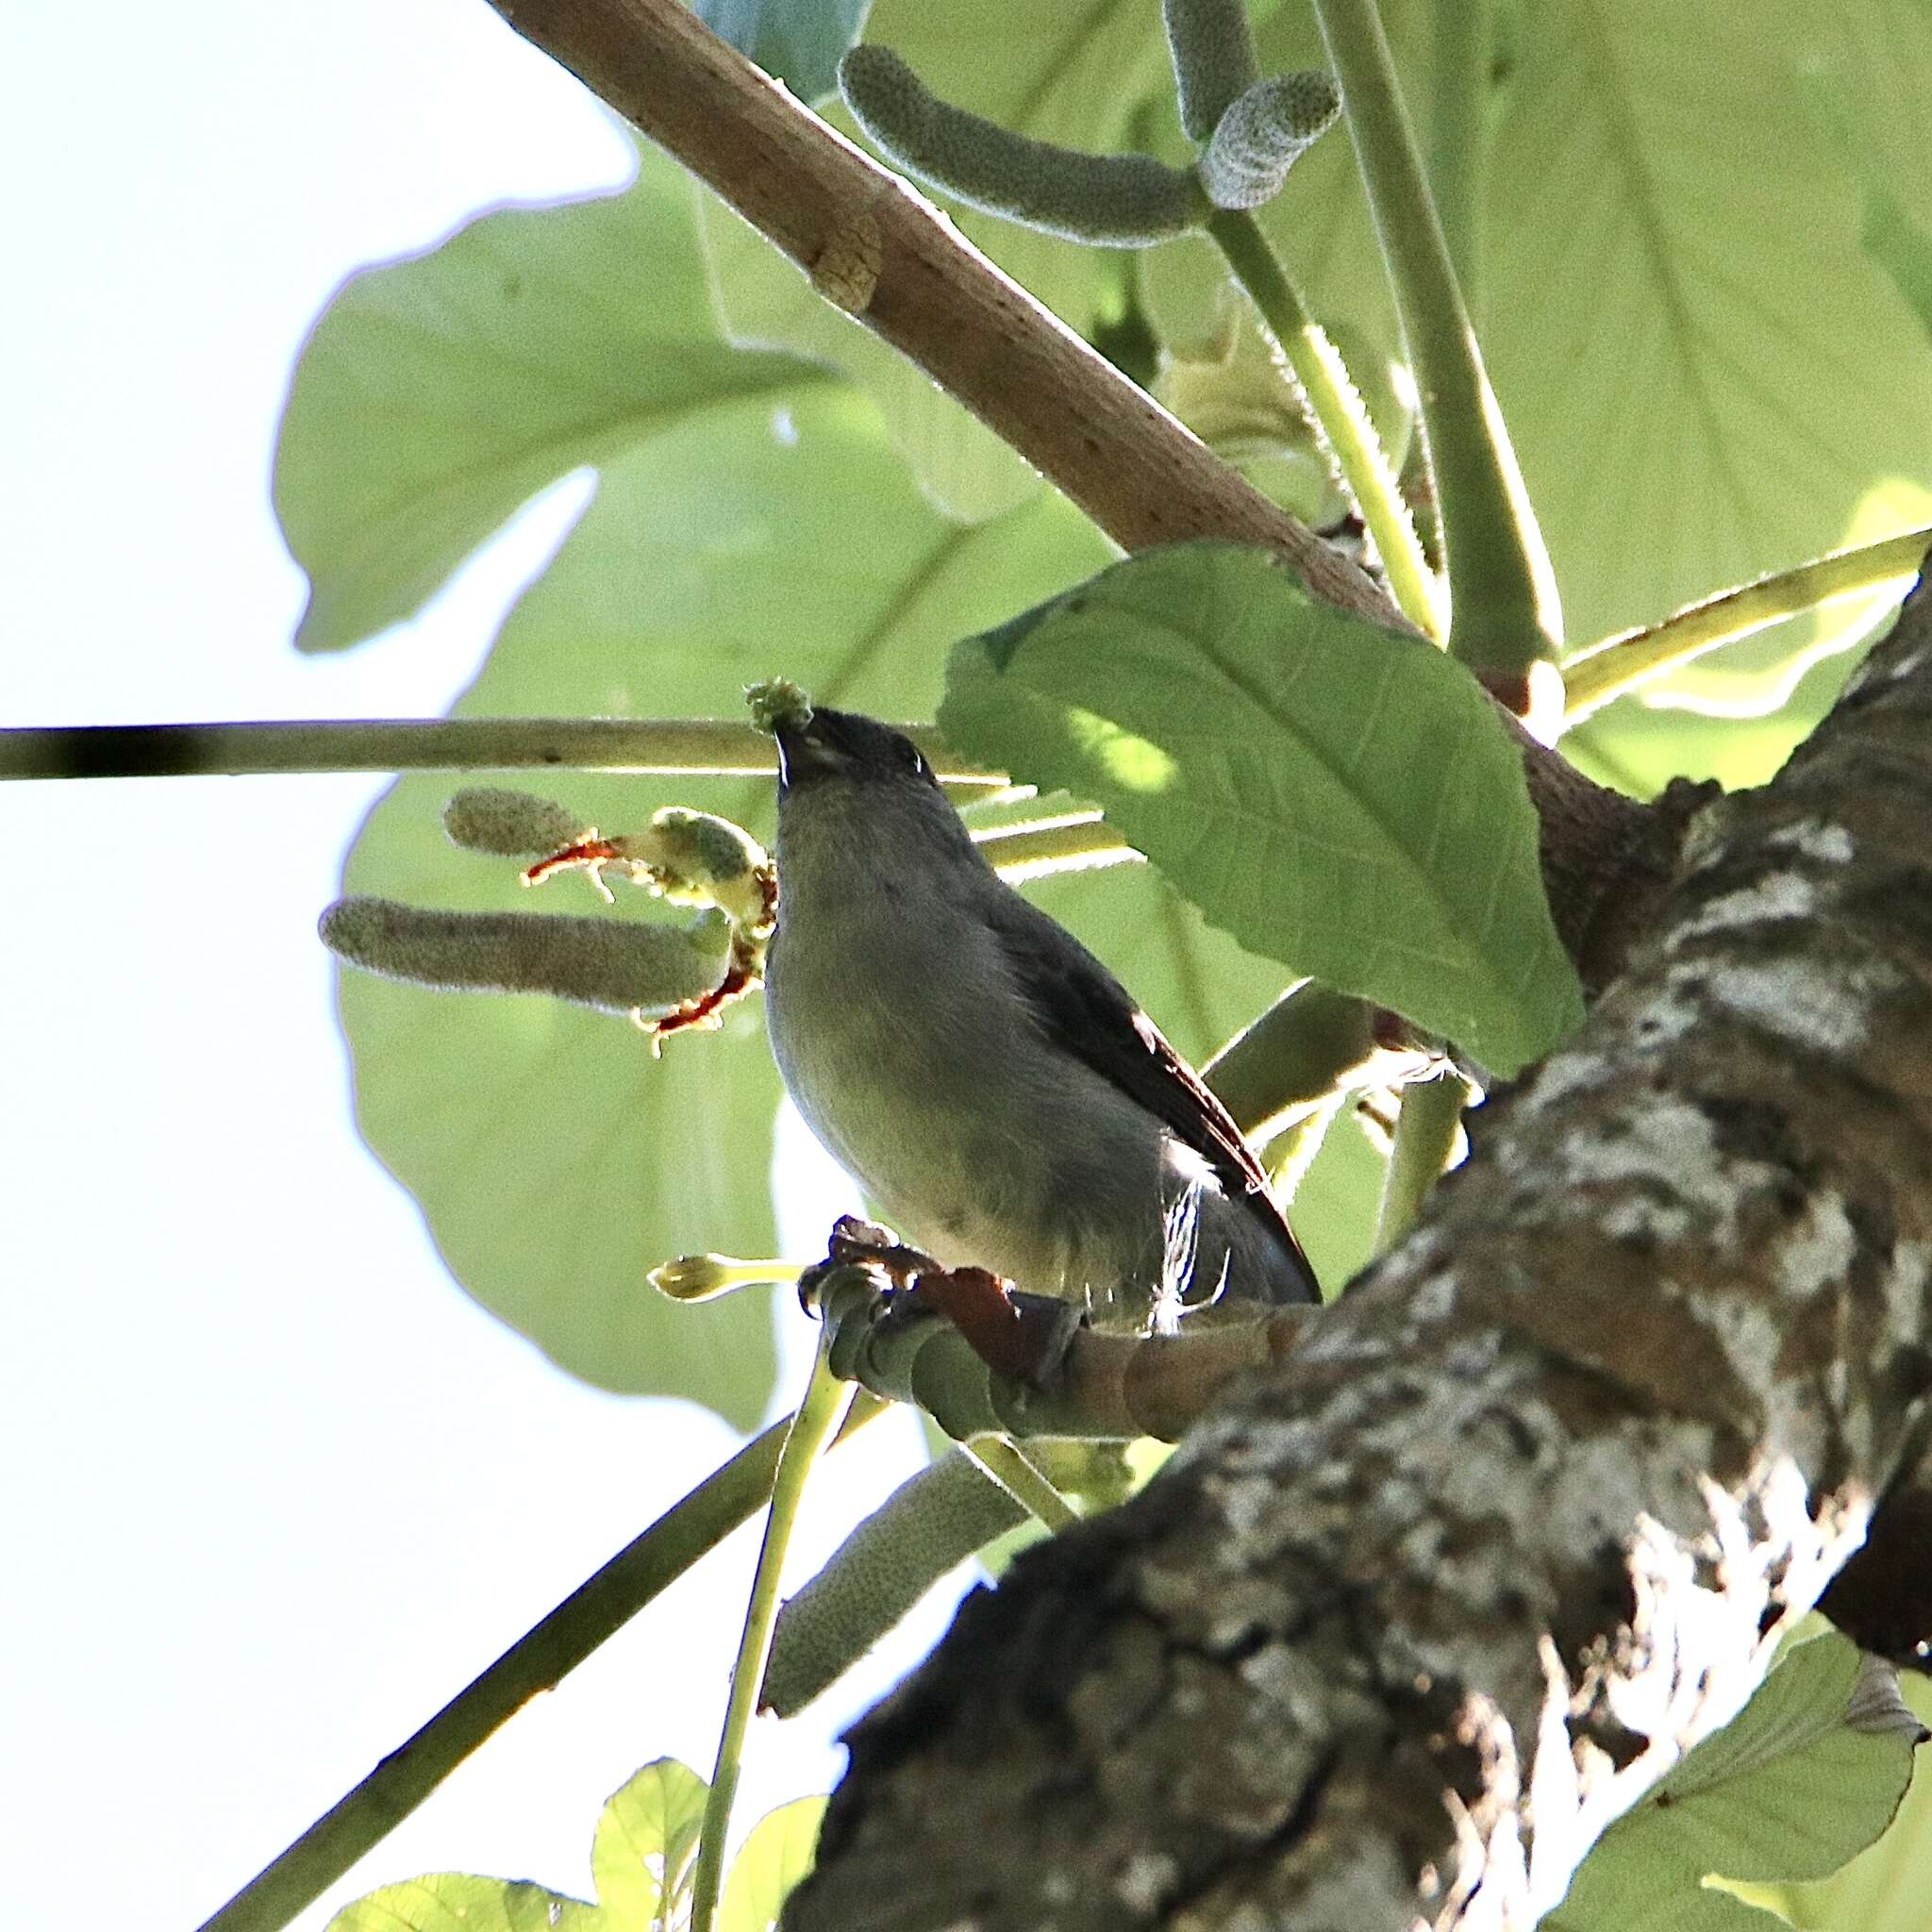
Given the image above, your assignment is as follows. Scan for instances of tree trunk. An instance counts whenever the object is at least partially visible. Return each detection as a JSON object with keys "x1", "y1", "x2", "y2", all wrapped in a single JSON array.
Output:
[{"x1": 783, "y1": 581, "x2": 1932, "y2": 1929}]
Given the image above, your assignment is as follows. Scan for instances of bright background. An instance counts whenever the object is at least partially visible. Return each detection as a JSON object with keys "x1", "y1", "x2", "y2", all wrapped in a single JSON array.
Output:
[{"x1": 0, "y1": 5, "x2": 953, "y2": 1926}]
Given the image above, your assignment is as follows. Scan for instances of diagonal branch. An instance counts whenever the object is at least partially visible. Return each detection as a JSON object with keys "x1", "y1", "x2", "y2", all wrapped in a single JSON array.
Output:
[{"x1": 486, "y1": 0, "x2": 1396, "y2": 625}]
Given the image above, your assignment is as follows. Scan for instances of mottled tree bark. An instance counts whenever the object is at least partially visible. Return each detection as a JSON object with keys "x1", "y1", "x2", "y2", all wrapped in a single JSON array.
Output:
[{"x1": 783, "y1": 583, "x2": 1932, "y2": 1930}]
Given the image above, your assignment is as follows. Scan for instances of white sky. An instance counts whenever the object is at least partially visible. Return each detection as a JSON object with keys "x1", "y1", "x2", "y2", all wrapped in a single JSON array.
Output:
[{"x1": 0, "y1": 5, "x2": 955, "y2": 1925}]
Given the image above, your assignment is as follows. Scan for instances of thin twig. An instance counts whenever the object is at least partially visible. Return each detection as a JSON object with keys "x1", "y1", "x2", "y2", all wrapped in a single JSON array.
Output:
[
  {"x1": 0, "y1": 717, "x2": 1000, "y2": 785},
  {"x1": 196, "y1": 1394, "x2": 885, "y2": 1932}
]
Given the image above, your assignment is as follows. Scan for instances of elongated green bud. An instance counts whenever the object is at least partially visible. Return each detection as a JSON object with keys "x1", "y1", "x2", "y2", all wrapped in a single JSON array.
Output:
[
  {"x1": 1162, "y1": 0, "x2": 1261, "y2": 142},
  {"x1": 442, "y1": 787, "x2": 584, "y2": 857},
  {"x1": 760, "y1": 1450, "x2": 1025, "y2": 1716},
  {"x1": 839, "y1": 43, "x2": 1206, "y2": 246},
  {"x1": 320, "y1": 897, "x2": 729, "y2": 1017},
  {"x1": 1199, "y1": 72, "x2": 1341, "y2": 210}
]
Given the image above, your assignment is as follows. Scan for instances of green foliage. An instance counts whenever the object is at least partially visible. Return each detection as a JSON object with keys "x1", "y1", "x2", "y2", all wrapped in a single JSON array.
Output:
[
  {"x1": 274, "y1": 158, "x2": 810, "y2": 657},
  {"x1": 327, "y1": 1757, "x2": 821, "y2": 1932},
  {"x1": 261, "y1": 4, "x2": 1932, "y2": 1921},
  {"x1": 941, "y1": 542, "x2": 1584, "y2": 1074},
  {"x1": 1547, "y1": 1636, "x2": 1921, "y2": 1931},
  {"x1": 1481, "y1": 3, "x2": 1932, "y2": 647}
]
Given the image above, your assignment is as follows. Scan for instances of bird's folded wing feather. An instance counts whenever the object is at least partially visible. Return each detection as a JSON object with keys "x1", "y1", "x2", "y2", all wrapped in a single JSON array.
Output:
[{"x1": 987, "y1": 892, "x2": 1312, "y2": 1278}]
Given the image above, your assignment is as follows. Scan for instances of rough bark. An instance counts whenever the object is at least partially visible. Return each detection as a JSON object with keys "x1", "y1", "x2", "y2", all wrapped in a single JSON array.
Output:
[{"x1": 781, "y1": 588, "x2": 1932, "y2": 1929}]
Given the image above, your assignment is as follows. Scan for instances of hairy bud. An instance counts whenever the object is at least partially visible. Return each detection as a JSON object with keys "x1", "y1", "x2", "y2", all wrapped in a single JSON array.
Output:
[
  {"x1": 840, "y1": 43, "x2": 1206, "y2": 246},
  {"x1": 1161, "y1": 0, "x2": 1262, "y2": 143},
  {"x1": 442, "y1": 787, "x2": 585, "y2": 858},
  {"x1": 320, "y1": 897, "x2": 729, "y2": 1017},
  {"x1": 1199, "y1": 72, "x2": 1341, "y2": 210}
]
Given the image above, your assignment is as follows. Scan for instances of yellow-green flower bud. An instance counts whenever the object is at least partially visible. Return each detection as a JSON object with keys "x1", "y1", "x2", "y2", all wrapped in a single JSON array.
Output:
[
  {"x1": 441, "y1": 787, "x2": 585, "y2": 858},
  {"x1": 840, "y1": 43, "x2": 1206, "y2": 246},
  {"x1": 610, "y1": 808, "x2": 774, "y2": 937},
  {"x1": 647, "y1": 1254, "x2": 800, "y2": 1302}
]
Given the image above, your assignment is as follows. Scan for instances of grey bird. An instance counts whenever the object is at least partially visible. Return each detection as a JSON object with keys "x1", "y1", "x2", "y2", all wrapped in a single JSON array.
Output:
[{"x1": 764, "y1": 705, "x2": 1318, "y2": 1329}]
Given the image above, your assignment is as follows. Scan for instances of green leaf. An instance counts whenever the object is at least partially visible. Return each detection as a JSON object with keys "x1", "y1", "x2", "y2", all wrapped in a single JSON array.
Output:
[
  {"x1": 275, "y1": 150, "x2": 814, "y2": 654},
  {"x1": 327, "y1": 1874, "x2": 601, "y2": 1932},
  {"x1": 695, "y1": 188, "x2": 1041, "y2": 524},
  {"x1": 326, "y1": 1759, "x2": 714, "y2": 1932},
  {"x1": 1549, "y1": 1635, "x2": 1920, "y2": 1930},
  {"x1": 1485, "y1": 4, "x2": 1932, "y2": 643},
  {"x1": 592, "y1": 1757, "x2": 710, "y2": 1928},
  {"x1": 1733, "y1": 1674, "x2": 1932, "y2": 1932},
  {"x1": 692, "y1": 0, "x2": 871, "y2": 103},
  {"x1": 941, "y1": 542, "x2": 1584, "y2": 1076},
  {"x1": 717, "y1": 1795, "x2": 829, "y2": 1931}
]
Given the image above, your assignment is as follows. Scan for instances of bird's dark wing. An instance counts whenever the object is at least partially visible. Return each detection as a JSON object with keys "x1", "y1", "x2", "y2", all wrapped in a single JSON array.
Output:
[{"x1": 987, "y1": 890, "x2": 1319, "y2": 1302}]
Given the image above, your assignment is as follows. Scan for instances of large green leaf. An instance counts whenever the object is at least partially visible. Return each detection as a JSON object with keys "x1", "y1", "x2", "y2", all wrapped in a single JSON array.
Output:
[
  {"x1": 941, "y1": 542, "x2": 1585, "y2": 1076},
  {"x1": 1486, "y1": 3, "x2": 1932, "y2": 645},
  {"x1": 696, "y1": 189, "x2": 1041, "y2": 524},
  {"x1": 275, "y1": 151, "x2": 815, "y2": 654},
  {"x1": 1549, "y1": 1635, "x2": 1920, "y2": 1930}
]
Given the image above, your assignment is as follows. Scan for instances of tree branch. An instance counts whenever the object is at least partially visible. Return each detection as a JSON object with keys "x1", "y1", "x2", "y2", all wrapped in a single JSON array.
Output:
[
  {"x1": 485, "y1": 0, "x2": 1397, "y2": 625},
  {"x1": 782, "y1": 581, "x2": 1932, "y2": 1929}
]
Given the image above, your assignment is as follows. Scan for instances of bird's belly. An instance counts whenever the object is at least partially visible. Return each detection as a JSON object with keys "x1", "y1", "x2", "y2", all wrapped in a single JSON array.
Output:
[{"x1": 768, "y1": 936, "x2": 1108, "y2": 1290}]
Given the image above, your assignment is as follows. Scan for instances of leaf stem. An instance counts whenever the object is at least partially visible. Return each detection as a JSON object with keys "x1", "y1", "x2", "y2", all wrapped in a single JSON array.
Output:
[
  {"x1": 960, "y1": 1435, "x2": 1082, "y2": 1530},
  {"x1": 691, "y1": 1343, "x2": 851, "y2": 1932},
  {"x1": 1206, "y1": 209, "x2": 1443, "y2": 640},
  {"x1": 1427, "y1": 0, "x2": 1491, "y2": 317},
  {"x1": 1559, "y1": 528, "x2": 1932, "y2": 723},
  {"x1": 196, "y1": 1392, "x2": 885, "y2": 1932},
  {"x1": 1373, "y1": 1072, "x2": 1468, "y2": 1254},
  {"x1": 0, "y1": 717, "x2": 1003, "y2": 785},
  {"x1": 1309, "y1": 0, "x2": 1559, "y2": 667},
  {"x1": 978, "y1": 817, "x2": 1141, "y2": 881}
]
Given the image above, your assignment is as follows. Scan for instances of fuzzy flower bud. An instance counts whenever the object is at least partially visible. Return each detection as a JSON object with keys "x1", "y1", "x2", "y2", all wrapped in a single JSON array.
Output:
[
  {"x1": 442, "y1": 787, "x2": 585, "y2": 858},
  {"x1": 320, "y1": 897, "x2": 729, "y2": 1017},
  {"x1": 1199, "y1": 72, "x2": 1342, "y2": 210},
  {"x1": 745, "y1": 677, "x2": 813, "y2": 737},
  {"x1": 1161, "y1": 0, "x2": 1261, "y2": 143},
  {"x1": 839, "y1": 43, "x2": 1206, "y2": 246}
]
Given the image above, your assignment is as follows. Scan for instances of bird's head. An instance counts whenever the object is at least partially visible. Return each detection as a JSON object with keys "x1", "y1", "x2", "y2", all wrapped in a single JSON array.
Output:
[{"x1": 773, "y1": 706, "x2": 938, "y2": 794}]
